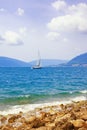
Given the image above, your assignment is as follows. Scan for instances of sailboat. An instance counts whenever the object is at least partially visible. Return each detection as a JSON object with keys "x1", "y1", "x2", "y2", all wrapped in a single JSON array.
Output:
[{"x1": 32, "y1": 50, "x2": 41, "y2": 69}]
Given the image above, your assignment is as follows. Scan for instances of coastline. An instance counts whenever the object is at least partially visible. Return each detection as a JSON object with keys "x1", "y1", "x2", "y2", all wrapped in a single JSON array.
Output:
[
  {"x1": 0, "y1": 100, "x2": 87, "y2": 130},
  {"x1": 0, "y1": 95, "x2": 86, "y2": 115}
]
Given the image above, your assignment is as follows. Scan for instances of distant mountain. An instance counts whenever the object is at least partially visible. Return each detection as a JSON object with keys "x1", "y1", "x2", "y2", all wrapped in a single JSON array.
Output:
[
  {"x1": 30, "y1": 59, "x2": 67, "y2": 67},
  {"x1": 0, "y1": 57, "x2": 30, "y2": 67},
  {"x1": 67, "y1": 53, "x2": 87, "y2": 67},
  {"x1": 0, "y1": 57, "x2": 67, "y2": 67},
  {"x1": 1, "y1": 53, "x2": 87, "y2": 67}
]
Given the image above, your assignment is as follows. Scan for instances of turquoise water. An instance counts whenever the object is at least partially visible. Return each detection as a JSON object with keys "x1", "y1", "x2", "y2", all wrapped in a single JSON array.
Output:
[{"x1": 0, "y1": 67, "x2": 87, "y2": 107}]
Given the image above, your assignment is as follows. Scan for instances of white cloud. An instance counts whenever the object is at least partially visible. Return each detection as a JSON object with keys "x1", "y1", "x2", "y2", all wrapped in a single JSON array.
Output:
[
  {"x1": 0, "y1": 8, "x2": 6, "y2": 12},
  {"x1": 51, "y1": 0, "x2": 67, "y2": 11},
  {"x1": 48, "y1": 14, "x2": 87, "y2": 32},
  {"x1": 1, "y1": 30, "x2": 24, "y2": 45},
  {"x1": 47, "y1": 31, "x2": 60, "y2": 41},
  {"x1": 68, "y1": 3, "x2": 87, "y2": 15},
  {"x1": 48, "y1": 1, "x2": 87, "y2": 33},
  {"x1": 17, "y1": 8, "x2": 24, "y2": 16},
  {"x1": 4, "y1": 31, "x2": 20, "y2": 43}
]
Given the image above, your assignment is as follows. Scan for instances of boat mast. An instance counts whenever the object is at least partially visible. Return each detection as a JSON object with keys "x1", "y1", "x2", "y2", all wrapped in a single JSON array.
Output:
[{"x1": 37, "y1": 50, "x2": 41, "y2": 66}]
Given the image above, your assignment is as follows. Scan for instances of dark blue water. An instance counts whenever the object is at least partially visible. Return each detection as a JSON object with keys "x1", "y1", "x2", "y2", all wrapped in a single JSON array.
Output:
[{"x1": 0, "y1": 67, "x2": 87, "y2": 106}]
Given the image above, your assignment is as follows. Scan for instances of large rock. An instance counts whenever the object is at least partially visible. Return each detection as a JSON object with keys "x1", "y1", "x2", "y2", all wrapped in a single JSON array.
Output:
[{"x1": 71, "y1": 119, "x2": 85, "y2": 128}]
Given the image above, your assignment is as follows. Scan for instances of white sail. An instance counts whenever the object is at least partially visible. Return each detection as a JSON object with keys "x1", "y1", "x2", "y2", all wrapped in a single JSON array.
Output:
[{"x1": 32, "y1": 50, "x2": 41, "y2": 69}]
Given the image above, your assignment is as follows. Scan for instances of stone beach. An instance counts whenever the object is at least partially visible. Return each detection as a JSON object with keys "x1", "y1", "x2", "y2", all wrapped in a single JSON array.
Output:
[{"x1": 0, "y1": 100, "x2": 87, "y2": 130}]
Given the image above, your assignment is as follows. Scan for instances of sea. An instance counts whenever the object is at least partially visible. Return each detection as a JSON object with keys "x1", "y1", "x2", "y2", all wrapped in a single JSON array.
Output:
[{"x1": 0, "y1": 67, "x2": 87, "y2": 115}]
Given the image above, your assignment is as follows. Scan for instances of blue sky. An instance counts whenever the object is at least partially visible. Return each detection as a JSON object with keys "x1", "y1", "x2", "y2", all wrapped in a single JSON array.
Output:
[{"x1": 0, "y1": 0, "x2": 87, "y2": 61}]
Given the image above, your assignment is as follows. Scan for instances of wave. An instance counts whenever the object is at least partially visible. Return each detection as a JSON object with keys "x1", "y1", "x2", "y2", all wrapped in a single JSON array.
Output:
[
  {"x1": 0, "y1": 95, "x2": 86, "y2": 116},
  {"x1": 0, "y1": 90, "x2": 87, "y2": 106},
  {"x1": 79, "y1": 90, "x2": 87, "y2": 94},
  {"x1": 58, "y1": 90, "x2": 87, "y2": 95}
]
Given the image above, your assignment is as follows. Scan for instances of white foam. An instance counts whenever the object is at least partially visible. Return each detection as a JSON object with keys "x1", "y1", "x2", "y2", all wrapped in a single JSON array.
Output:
[
  {"x1": 0, "y1": 96, "x2": 86, "y2": 115},
  {"x1": 71, "y1": 96, "x2": 87, "y2": 102},
  {"x1": 0, "y1": 101, "x2": 71, "y2": 115},
  {"x1": 80, "y1": 90, "x2": 87, "y2": 94}
]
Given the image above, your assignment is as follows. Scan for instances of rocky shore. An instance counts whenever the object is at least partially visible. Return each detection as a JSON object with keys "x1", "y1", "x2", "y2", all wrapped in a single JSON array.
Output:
[{"x1": 0, "y1": 100, "x2": 87, "y2": 130}]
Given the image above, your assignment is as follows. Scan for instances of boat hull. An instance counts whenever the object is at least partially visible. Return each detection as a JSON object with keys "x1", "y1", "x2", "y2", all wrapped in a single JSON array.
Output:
[{"x1": 32, "y1": 66, "x2": 41, "y2": 69}]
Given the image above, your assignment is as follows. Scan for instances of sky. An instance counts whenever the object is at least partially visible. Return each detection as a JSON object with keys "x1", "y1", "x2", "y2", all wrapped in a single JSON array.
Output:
[{"x1": 0, "y1": 0, "x2": 87, "y2": 62}]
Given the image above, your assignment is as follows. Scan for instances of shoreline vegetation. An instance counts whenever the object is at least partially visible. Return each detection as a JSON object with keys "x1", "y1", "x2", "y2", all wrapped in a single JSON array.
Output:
[{"x1": 0, "y1": 100, "x2": 87, "y2": 130}]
